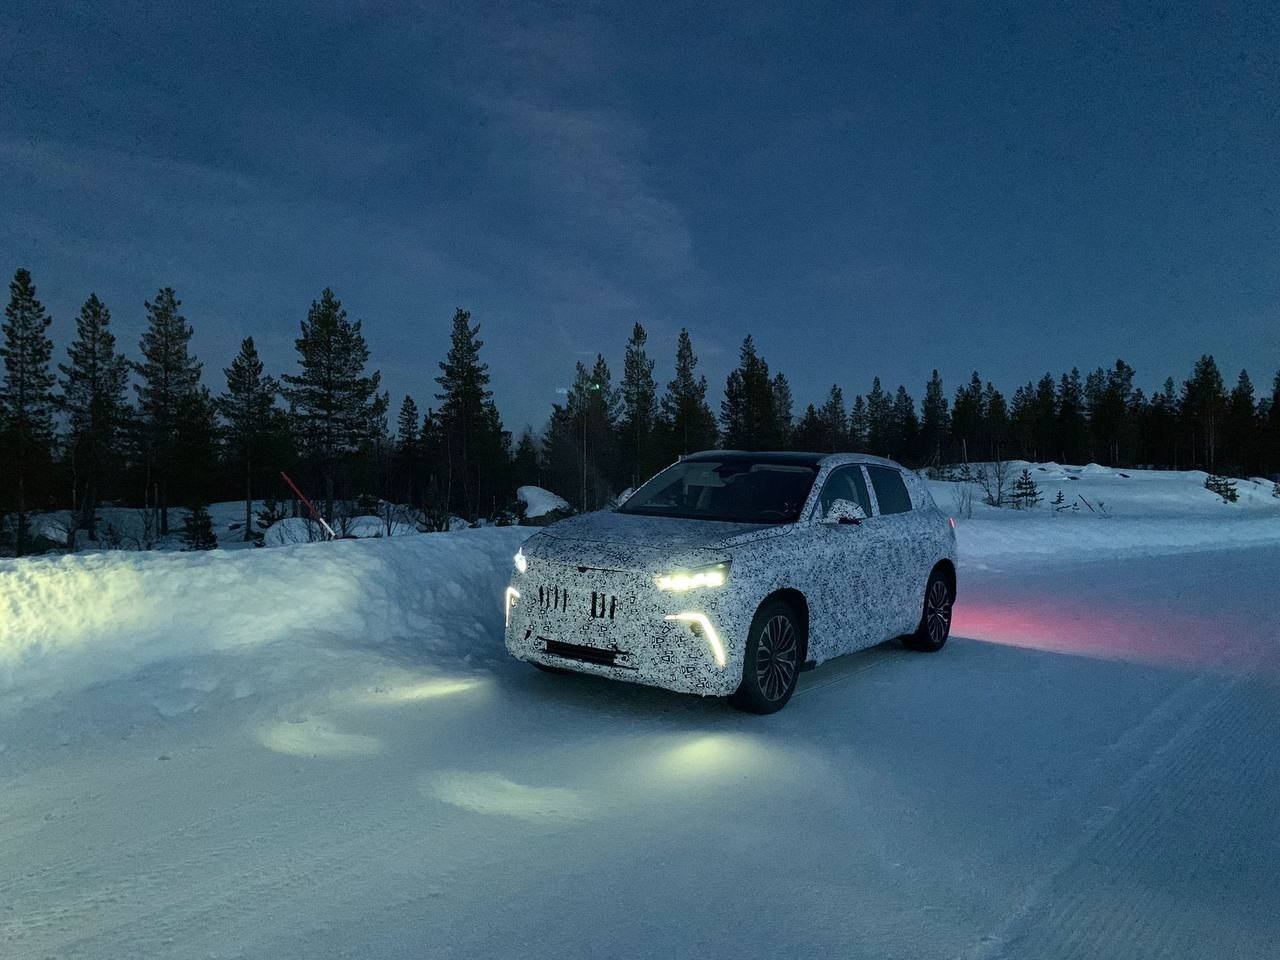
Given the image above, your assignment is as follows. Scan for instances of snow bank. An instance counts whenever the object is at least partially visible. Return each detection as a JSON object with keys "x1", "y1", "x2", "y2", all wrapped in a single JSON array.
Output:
[
  {"x1": 517, "y1": 485, "x2": 570, "y2": 518},
  {"x1": 0, "y1": 528, "x2": 529, "y2": 712}
]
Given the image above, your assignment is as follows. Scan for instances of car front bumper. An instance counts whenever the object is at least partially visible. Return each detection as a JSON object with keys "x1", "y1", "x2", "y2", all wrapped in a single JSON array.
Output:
[{"x1": 504, "y1": 559, "x2": 744, "y2": 697}]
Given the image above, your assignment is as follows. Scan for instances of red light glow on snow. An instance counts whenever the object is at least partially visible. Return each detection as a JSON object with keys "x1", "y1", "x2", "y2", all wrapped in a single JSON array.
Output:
[{"x1": 954, "y1": 595, "x2": 1264, "y2": 675}]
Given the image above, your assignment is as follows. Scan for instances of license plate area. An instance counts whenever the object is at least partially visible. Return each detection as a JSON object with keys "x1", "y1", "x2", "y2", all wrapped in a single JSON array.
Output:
[{"x1": 541, "y1": 636, "x2": 637, "y2": 670}]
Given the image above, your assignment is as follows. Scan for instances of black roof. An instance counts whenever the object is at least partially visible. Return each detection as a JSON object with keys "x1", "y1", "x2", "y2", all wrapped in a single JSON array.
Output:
[{"x1": 683, "y1": 450, "x2": 827, "y2": 466}]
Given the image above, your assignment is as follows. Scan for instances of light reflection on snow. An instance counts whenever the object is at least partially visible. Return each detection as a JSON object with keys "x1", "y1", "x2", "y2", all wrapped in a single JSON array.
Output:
[
  {"x1": 954, "y1": 597, "x2": 1260, "y2": 674},
  {"x1": 256, "y1": 720, "x2": 384, "y2": 758},
  {"x1": 348, "y1": 676, "x2": 486, "y2": 706},
  {"x1": 422, "y1": 770, "x2": 591, "y2": 822}
]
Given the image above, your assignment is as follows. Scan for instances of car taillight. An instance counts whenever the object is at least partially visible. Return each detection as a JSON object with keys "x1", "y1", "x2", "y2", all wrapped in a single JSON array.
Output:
[{"x1": 949, "y1": 517, "x2": 956, "y2": 529}]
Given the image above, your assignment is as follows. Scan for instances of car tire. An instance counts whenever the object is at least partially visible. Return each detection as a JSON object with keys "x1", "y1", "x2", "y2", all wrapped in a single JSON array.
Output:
[
  {"x1": 905, "y1": 567, "x2": 953, "y2": 652},
  {"x1": 730, "y1": 599, "x2": 804, "y2": 714}
]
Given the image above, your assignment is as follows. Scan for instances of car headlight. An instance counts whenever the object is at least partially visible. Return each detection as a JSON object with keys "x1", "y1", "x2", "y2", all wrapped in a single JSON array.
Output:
[
  {"x1": 655, "y1": 561, "x2": 730, "y2": 592},
  {"x1": 513, "y1": 547, "x2": 527, "y2": 574}
]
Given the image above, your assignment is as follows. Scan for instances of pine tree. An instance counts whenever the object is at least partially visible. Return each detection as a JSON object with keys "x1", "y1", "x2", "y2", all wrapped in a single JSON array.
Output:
[
  {"x1": 619, "y1": 323, "x2": 658, "y2": 485},
  {"x1": 720, "y1": 335, "x2": 779, "y2": 450},
  {"x1": 433, "y1": 308, "x2": 508, "y2": 521},
  {"x1": 180, "y1": 501, "x2": 218, "y2": 550},
  {"x1": 865, "y1": 377, "x2": 892, "y2": 455},
  {"x1": 791, "y1": 403, "x2": 827, "y2": 451},
  {"x1": 949, "y1": 371, "x2": 985, "y2": 462},
  {"x1": 512, "y1": 428, "x2": 540, "y2": 487},
  {"x1": 819, "y1": 385, "x2": 848, "y2": 451},
  {"x1": 58, "y1": 293, "x2": 131, "y2": 539},
  {"x1": 771, "y1": 372, "x2": 793, "y2": 449},
  {"x1": 282, "y1": 288, "x2": 387, "y2": 523},
  {"x1": 1, "y1": 269, "x2": 57, "y2": 555},
  {"x1": 920, "y1": 371, "x2": 949, "y2": 466},
  {"x1": 1056, "y1": 369, "x2": 1087, "y2": 464},
  {"x1": 395, "y1": 394, "x2": 420, "y2": 506},
  {"x1": 1033, "y1": 373, "x2": 1058, "y2": 462},
  {"x1": 981, "y1": 383, "x2": 1009, "y2": 459},
  {"x1": 217, "y1": 338, "x2": 280, "y2": 541},
  {"x1": 1179, "y1": 355, "x2": 1227, "y2": 470},
  {"x1": 890, "y1": 385, "x2": 919, "y2": 463},
  {"x1": 133, "y1": 287, "x2": 202, "y2": 534},
  {"x1": 1204, "y1": 474, "x2": 1238, "y2": 503},
  {"x1": 1224, "y1": 370, "x2": 1257, "y2": 474},
  {"x1": 657, "y1": 328, "x2": 717, "y2": 459},
  {"x1": 848, "y1": 394, "x2": 868, "y2": 449},
  {"x1": 1051, "y1": 489, "x2": 1067, "y2": 511},
  {"x1": 1011, "y1": 469, "x2": 1043, "y2": 510},
  {"x1": 1268, "y1": 371, "x2": 1280, "y2": 477},
  {"x1": 542, "y1": 358, "x2": 620, "y2": 511},
  {"x1": 1009, "y1": 383, "x2": 1037, "y2": 461}
]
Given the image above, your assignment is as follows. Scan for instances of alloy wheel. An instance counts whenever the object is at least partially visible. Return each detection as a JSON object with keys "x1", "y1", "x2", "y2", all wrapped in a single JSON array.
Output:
[
  {"x1": 926, "y1": 579, "x2": 952, "y2": 646},
  {"x1": 756, "y1": 614, "x2": 798, "y2": 701}
]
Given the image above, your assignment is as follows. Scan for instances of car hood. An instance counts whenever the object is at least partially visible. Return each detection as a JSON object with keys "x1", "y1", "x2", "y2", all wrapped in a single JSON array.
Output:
[{"x1": 526, "y1": 510, "x2": 786, "y2": 572}]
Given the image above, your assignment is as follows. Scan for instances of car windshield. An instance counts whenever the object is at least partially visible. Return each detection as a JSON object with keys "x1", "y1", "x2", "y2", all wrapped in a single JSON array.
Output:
[{"x1": 617, "y1": 458, "x2": 818, "y2": 524}]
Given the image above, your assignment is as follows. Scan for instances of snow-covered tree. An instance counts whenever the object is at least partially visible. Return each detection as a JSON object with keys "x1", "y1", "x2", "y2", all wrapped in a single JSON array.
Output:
[
  {"x1": 1011, "y1": 468, "x2": 1043, "y2": 509},
  {"x1": 2, "y1": 268, "x2": 56, "y2": 554}
]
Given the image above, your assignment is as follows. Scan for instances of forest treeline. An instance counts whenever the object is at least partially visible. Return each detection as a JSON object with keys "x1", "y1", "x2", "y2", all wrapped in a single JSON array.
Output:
[{"x1": 2, "y1": 267, "x2": 1279, "y2": 554}]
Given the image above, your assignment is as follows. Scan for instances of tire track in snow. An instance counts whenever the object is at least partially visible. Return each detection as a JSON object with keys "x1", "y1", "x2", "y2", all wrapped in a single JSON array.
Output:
[{"x1": 957, "y1": 660, "x2": 1278, "y2": 960}]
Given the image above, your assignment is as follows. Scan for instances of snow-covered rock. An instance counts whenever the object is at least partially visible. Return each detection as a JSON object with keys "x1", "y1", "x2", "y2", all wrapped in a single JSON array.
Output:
[{"x1": 517, "y1": 485, "x2": 571, "y2": 518}]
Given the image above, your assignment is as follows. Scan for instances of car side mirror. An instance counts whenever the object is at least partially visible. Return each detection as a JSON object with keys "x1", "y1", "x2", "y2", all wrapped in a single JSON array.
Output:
[{"x1": 820, "y1": 499, "x2": 867, "y2": 525}]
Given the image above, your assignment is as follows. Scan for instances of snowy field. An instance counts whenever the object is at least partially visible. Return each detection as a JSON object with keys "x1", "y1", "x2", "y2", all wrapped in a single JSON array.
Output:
[{"x1": 2, "y1": 465, "x2": 1279, "y2": 959}]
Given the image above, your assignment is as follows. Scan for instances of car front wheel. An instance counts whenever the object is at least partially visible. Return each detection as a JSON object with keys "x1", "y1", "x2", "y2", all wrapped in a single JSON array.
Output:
[{"x1": 731, "y1": 599, "x2": 804, "y2": 714}]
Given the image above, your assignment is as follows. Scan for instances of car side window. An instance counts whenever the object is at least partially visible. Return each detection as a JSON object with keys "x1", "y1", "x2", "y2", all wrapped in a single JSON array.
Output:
[
  {"x1": 817, "y1": 466, "x2": 873, "y2": 519},
  {"x1": 866, "y1": 466, "x2": 912, "y2": 515}
]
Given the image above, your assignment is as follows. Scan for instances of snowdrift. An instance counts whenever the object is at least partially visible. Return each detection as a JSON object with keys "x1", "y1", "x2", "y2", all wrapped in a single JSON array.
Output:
[{"x1": 0, "y1": 527, "x2": 529, "y2": 713}]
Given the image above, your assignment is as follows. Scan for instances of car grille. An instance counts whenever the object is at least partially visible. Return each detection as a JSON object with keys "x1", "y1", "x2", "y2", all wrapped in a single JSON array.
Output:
[{"x1": 536, "y1": 584, "x2": 619, "y2": 619}]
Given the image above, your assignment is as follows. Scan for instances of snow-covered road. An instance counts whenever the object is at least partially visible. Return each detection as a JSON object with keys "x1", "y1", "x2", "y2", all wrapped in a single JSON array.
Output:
[{"x1": 3, "y1": 529, "x2": 1279, "y2": 958}]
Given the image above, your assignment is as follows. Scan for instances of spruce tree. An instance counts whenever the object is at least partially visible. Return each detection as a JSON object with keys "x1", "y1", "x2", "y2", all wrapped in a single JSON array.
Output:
[
  {"x1": 721, "y1": 335, "x2": 779, "y2": 450},
  {"x1": 1011, "y1": 469, "x2": 1043, "y2": 509},
  {"x1": 1033, "y1": 373, "x2": 1058, "y2": 462},
  {"x1": 981, "y1": 383, "x2": 1009, "y2": 460},
  {"x1": 512, "y1": 428, "x2": 540, "y2": 487},
  {"x1": 920, "y1": 370, "x2": 949, "y2": 466},
  {"x1": 950, "y1": 372, "x2": 984, "y2": 463},
  {"x1": 890, "y1": 385, "x2": 919, "y2": 463},
  {"x1": 58, "y1": 293, "x2": 131, "y2": 539},
  {"x1": 819, "y1": 385, "x2": 848, "y2": 451},
  {"x1": 180, "y1": 501, "x2": 218, "y2": 550},
  {"x1": 217, "y1": 338, "x2": 280, "y2": 541},
  {"x1": 395, "y1": 394, "x2": 420, "y2": 506},
  {"x1": 1179, "y1": 355, "x2": 1227, "y2": 470},
  {"x1": 791, "y1": 403, "x2": 827, "y2": 451},
  {"x1": 848, "y1": 394, "x2": 868, "y2": 449},
  {"x1": 771, "y1": 373, "x2": 793, "y2": 449},
  {"x1": 1, "y1": 269, "x2": 56, "y2": 554},
  {"x1": 1269, "y1": 371, "x2": 1280, "y2": 476},
  {"x1": 433, "y1": 308, "x2": 508, "y2": 520},
  {"x1": 865, "y1": 377, "x2": 892, "y2": 455},
  {"x1": 1224, "y1": 370, "x2": 1257, "y2": 473},
  {"x1": 657, "y1": 328, "x2": 717, "y2": 459},
  {"x1": 1009, "y1": 383, "x2": 1037, "y2": 461},
  {"x1": 1056, "y1": 369, "x2": 1087, "y2": 464},
  {"x1": 619, "y1": 323, "x2": 658, "y2": 485},
  {"x1": 282, "y1": 288, "x2": 386, "y2": 523},
  {"x1": 133, "y1": 287, "x2": 202, "y2": 534}
]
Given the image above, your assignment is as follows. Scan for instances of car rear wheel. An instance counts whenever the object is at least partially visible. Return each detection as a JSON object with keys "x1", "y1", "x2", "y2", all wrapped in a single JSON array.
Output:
[
  {"x1": 905, "y1": 568, "x2": 952, "y2": 652},
  {"x1": 731, "y1": 599, "x2": 804, "y2": 714},
  {"x1": 532, "y1": 662, "x2": 571, "y2": 675}
]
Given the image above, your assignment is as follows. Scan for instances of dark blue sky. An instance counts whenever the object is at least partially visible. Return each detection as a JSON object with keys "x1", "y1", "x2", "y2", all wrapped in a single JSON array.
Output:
[{"x1": 2, "y1": 1, "x2": 1276, "y2": 430}]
